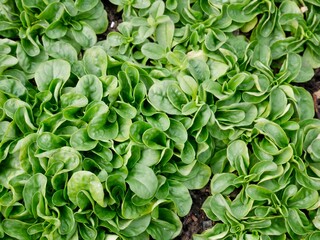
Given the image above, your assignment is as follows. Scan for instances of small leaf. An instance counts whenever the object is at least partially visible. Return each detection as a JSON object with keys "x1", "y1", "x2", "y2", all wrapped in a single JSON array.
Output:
[
  {"x1": 34, "y1": 59, "x2": 70, "y2": 91},
  {"x1": 83, "y1": 46, "x2": 107, "y2": 76},
  {"x1": 142, "y1": 128, "x2": 167, "y2": 149},
  {"x1": 211, "y1": 173, "x2": 237, "y2": 194},
  {"x1": 75, "y1": 74, "x2": 103, "y2": 101},
  {"x1": 148, "y1": 81, "x2": 181, "y2": 115},
  {"x1": 177, "y1": 74, "x2": 198, "y2": 98},
  {"x1": 165, "y1": 118, "x2": 188, "y2": 144},
  {"x1": 254, "y1": 119, "x2": 289, "y2": 148},
  {"x1": 75, "y1": 0, "x2": 99, "y2": 12},
  {"x1": 227, "y1": 140, "x2": 249, "y2": 175},
  {"x1": 70, "y1": 128, "x2": 98, "y2": 151},
  {"x1": 167, "y1": 180, "x2": 192, "y2": 217},
  {"x1": 155, "y1": 19, "x2": 174, "y2": 49},
  {"x1": 141, "y1": 43, "x2": 166, "y2": 60},
  {"x1": 37, "y1": 132, "x2": 67, "y2": 150},
  {"x1": 127, "y1": 163, "x2": 158, "y2": 199},
  {"x1": 3, "y1": 219, "x2": 32, "y2": 240},
  {"x1": 246, "y1": 185, "x2": 273, "y2": 201},
  {"x1": 67, "y1": 171, "x2": 104, "y2": 206}
]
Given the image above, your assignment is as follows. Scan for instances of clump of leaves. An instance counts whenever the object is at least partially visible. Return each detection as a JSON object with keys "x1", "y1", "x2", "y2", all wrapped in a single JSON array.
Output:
[{"x1": 1, "y1": 0, "x2": 320, "y2": 239}]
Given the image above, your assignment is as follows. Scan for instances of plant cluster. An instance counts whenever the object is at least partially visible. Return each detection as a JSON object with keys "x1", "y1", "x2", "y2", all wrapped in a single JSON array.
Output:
[{"x1": 1, "y1": 0, "x2": 320, "y2": 239}]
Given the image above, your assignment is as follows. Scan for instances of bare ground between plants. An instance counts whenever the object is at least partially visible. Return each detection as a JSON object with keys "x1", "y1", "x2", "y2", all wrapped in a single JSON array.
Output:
[{"x1": 101, "y1": 1, "x2": 320, "y2": 239}]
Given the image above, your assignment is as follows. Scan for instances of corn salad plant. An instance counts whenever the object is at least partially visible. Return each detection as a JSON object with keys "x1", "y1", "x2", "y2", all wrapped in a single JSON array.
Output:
[{"x1": 1, "y1": 0, "x2": 320, "y2": 239}]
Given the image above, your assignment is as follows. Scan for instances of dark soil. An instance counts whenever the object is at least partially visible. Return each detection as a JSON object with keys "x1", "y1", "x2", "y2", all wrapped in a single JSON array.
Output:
[
  {"x1": 177, "y1": 184, "x2": 213, "y2": 240},
  {"x1": 99, "y1": 1, "x2": 122, "y2": 40}
]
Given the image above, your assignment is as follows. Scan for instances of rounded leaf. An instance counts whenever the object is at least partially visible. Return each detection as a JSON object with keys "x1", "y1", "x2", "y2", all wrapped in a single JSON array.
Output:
[
  {"x1": 67, "y1": 171, "x2": 104, "y2": 206},
  {"x1": 127, "y1": 163, "x2": 158, "y2": 199},
  {"x1": 34, "y1": 59, "x2": 70, "y2": 91}
]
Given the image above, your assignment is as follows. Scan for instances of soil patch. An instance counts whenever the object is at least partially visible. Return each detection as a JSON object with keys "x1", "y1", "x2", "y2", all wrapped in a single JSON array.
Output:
[{"x1": 177, "y1": 184, "x2": 213, "y2": 240}]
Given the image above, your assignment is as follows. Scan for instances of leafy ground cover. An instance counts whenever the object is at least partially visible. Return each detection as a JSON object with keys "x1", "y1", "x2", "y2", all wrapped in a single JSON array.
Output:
[{"x1": 1, "y1": 0, "x2": 320, "y2": 239}]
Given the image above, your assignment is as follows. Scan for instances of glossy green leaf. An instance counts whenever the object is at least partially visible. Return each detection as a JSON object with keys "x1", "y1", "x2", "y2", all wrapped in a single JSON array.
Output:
[
  {"x1": 227, "y1": 140, "x2": 250, "y2": 175},
  {"x1": 75, "y1": 0, "x2": 99, "y2": 12},
  {"x1": 254, "y1": 119, "x2": 289, "y2": 148},
  {"x1": 83, "y1": 46, "x2": 107, "y2": 76},
  {"x1": 37, "y1": 132, "x2": 67, "y2": 150},
  {"x1": 67, "y1": 171, "x2": 104, "y2": 206},
  {"x1": 148, "y1": 81, "x2": 181, "y2": 115},
  {"x1": 165, "y1": 118, "x2": 188, "y2": 144},
  {"x1": 141, "y1": 43, "x2": 166, "y2": 60},
  {"x1": 22, "y1": 173, "x2": 47, "y2": 217},
  {"x1": 34, "y1": 59, "x2": 70, "y2": 91},
  {"x1": 142, "y1": 128, "x2": 167, "y2": 149},
  {"x1": 75, "y1": 74, "x2": 103, "y2": 101},
  {"x1": 167, "y1": 180, "x2": 192, "y2": 217},
  {"x1": 2, "y1": 219, "x2": 32, "y2": 240},
  {"x1": 70, "y1": 128, "x2": 98, "y2": 151},
  {"x1": 127, "y1": 163, "x2": 158, "y2": 199}
]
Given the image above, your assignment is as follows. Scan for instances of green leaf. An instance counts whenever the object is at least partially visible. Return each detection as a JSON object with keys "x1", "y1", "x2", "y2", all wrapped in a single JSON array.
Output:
[
  {"x1": 22, "y1": 173, "x2": 47, "y2": 217},
  {"x1": 75, "y1": 0, "x2": 99, "y2": 12},
  {"x1": 155, "y1": 19, "x2": 174, "y2": 49},
  {"x1": 165, "y1": 118, "x2": 188, "y2": 144},
  {"x1": 83, "y1": 46, "x2": 107, "y2": 76},
  {"x1": 78, "y1": 223, "x2": 97, "y2": 240},
  {"x1": 127, "y1": 163, "x2": 158, "y2": 199},
  {"x1": 177, "y1": 74, "x2": 198, "y2": 98},
  {"x1": 133, "y1": 0, "x2": 151, "y2": 8},
  {"x1": 113, "y1": 101, "x2": 137, "y2": 119},
  {"x1": 75, "y1": 74, "x2": 103, "y2": 101},
  {"x1": 167, "y1": 180, "x2": 192, "y2": 217},
  {"x1": 44, "y1": 39, "x2": 77, "y2": 63},
  {"x1": 167, "y1": 83, "x2": 188, "y2": 110},
  {"x1": 208, "y1": 194, "x2": 231, "y2": 223},
  {"x1": 227, "y1": 140, "x2": 250, "y2": 175},
  {"x1": 147, "y1": 208, "x2": 182, "y2": 239},
  {"x1": 180, "y1": 162, "x2": 211, "y2": 189},
  {"x1": 71, "y1": 23, "x2": 97, "y2": 49},
  {"x1": 130, "y1": 121, "x2": 152, "y2": 144},
  {"x1": 70, "y1": 128, "x2": 98, "y2": 151},
  {"x1": 246, "y1": 185, "x2": 273, "y2": 201},
  {"x1": 211, "y1": 173, "x2": 237, "y2": 194},
  {"x1": 0, "y1": 78, "x2": 26, "y2": 97},
  {"x1": 34, "y1": 59, "x2": 70, "y2": 91},
  {"x1": 188, "y1": 52, "x2": 210, "y2": 82},
  {"x1": 193, "y1": 223, "x2": 229, "y2": 240},
  {"x1": 254, "y1": 119, "x2": 289, "y2": 148},
  {"x1": 37, "y1": 132, "x2": 67, "y2": 150},
  {"x1": 45, "y1": 21, "x2": 68, "y2": 39},
  {"x1": 205, "y1": 29, "x2": 227, "y2": 51},
  {"x1": 107, "y1": 32, "x2": 124, "y2": 47},
  {"x1": 287, "y1": 208, "x2": 313, "y2": 235},
  {"x1": 59, "y1": 206, "x2": 76, "y2": 235},
  {"x1": 142, "y1": 128, "x2": 167, "y2": 149},
  {"x1": 287, "y1": 187, "x2": 319, "y2": 209},
  {"x1": 2, "y1": 219, "x2": 32, "y2": 240},
  {"x1": 146, "y1": 113, "x2": 170, "y2": 131},
  {"x1": 0, "y1": 55, "x2": 18, "y2": 74},
  {"x1": 293, "y1": 86, "x2": 314, "y2": 120},
  {"x1": 121, "y1": 215, "x2": 151, "y2": 237},
  {"x1": 141, "y1": 43, "x2": 166, "y2": 60},
  {"x1": 67, "y1": 171, "x2": 105, "y2": 206},
  {"x1": 269, "y1": 88, "x2": 287, "y2": 120},
  {"x1": 179, "y1": 141, "x2": 195, "y2": 165},
  {"x1": 87, "y1": 114, "x2": 119, "y2": 142},
  {"x1": 61, "y1": 92, "x2": 88, "y2": 108},
  {"x1": 148, "y1": 81, "x2": 181, "y2": 115}
]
